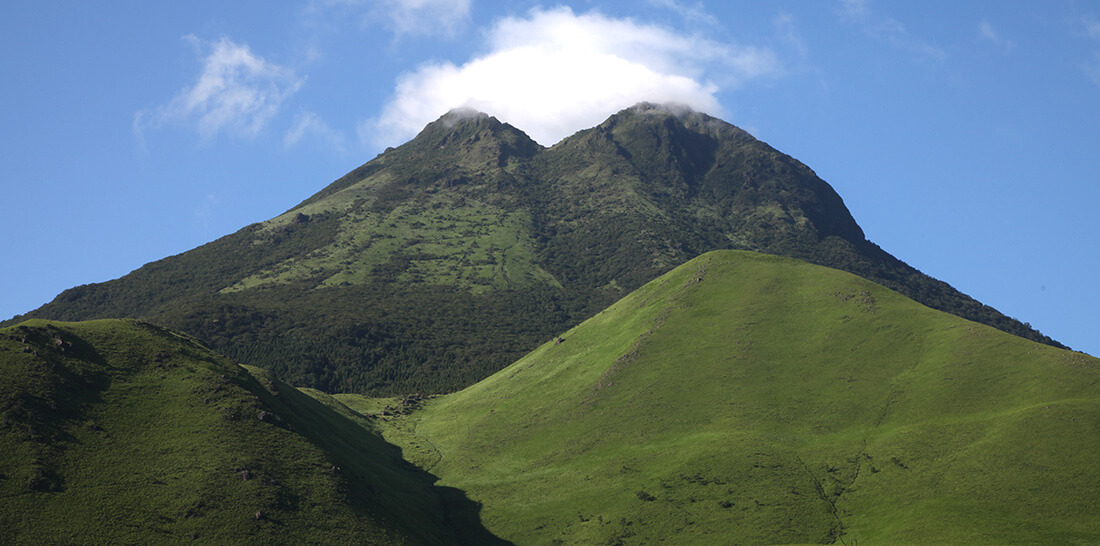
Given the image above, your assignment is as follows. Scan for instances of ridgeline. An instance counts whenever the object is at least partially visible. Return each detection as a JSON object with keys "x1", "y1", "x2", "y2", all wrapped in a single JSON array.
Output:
[{"x1": 7, "y1": 104, "x2": 1062, "y2": 395}]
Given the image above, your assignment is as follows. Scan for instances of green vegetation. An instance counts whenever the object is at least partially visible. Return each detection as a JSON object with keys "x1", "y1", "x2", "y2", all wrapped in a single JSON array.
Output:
[
  {"x1": 0, "y1": 319, "x2": 500, "y2": 544},
  {"x1": 3, "y1": 251, "x2": 1095, "y2": 544},
  {"x1": 356, "y1": 250, "x2": 1099, "y2": 544},
  {"x1": 1, "y1": 105, "x2": 1091, "y2": 543},
  {"x1": 8, "y1": 104, "x2": 1063, "y2": 396}
]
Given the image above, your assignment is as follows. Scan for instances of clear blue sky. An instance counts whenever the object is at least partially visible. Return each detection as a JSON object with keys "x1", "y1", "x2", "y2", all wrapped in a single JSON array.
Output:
[{"x1": 3, "y1": 1, "x2": 1098, "y2": 356}]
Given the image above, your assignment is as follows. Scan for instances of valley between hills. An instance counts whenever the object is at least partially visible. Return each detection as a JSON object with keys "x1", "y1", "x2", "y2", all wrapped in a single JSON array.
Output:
[{"x1": 2, "y1": 104, "x2": 1097, "y2": 544}]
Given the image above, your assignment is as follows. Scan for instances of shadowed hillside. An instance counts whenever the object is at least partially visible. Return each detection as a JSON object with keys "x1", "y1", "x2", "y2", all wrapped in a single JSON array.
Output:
[{"x1": 0, "y1": 319, "x2": 503, "y2": 544}]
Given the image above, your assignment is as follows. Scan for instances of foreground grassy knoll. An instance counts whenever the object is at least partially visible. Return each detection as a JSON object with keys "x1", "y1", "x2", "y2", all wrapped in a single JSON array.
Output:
[
  {"x1": 366, "y1": 250, "x2": 1099, "y2": 544},
  {"x1": 0, "y1": 319, "x2": 496, "y2": 544}
]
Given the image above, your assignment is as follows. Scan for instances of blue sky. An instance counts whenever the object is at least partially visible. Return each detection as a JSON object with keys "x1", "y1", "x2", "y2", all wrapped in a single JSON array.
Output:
[{"x1": 2, "y1": 1, "x2": 1098, "y2": 356}]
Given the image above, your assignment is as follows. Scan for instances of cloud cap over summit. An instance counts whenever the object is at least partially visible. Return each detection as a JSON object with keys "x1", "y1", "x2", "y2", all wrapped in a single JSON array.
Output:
[{"x1": 369, "y1": 6, "x2": 779, "y2": 147}]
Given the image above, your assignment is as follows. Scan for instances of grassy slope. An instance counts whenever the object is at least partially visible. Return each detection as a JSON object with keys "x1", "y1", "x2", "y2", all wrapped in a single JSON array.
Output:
[
  {"x1": 365, "y1": 250, "x2": 1100, "y2": 544},
  {"x1": 0, "y1": 319, "x2": 489, "y2": 544}
]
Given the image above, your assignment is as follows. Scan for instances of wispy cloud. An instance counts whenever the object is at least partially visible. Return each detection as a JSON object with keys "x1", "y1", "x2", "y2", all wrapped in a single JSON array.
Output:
[
  {"x1": 1084, "y1": 17, "x2": 1100, "y2": 87},
  {"x1": 774, "y1": 12, "x2": 809, "y2": 59},
  {"x1": 195, "y1": 193, "x2": 220, "y2": 229},
  {"x1": 309, "y1": 0, "x2": 471, "y2": 37},
  {"x1": 284, "y1": 111, "x2": 346, "y2": 152},
  {"x1": 838, "y1": 0, "x2": 946, "y2": 61},
  {"x1": 978, "y1": 20, "x2": 999, "y2": 42},
  {"x1": 367, "y1": 6, "x2": 780, "y2": 147},
  {"x1": 1086, "y1": 17, "x2": 1100, "y2": 39},
  {"x1": 978, "y1": 19, "x2": 1013, "y2": 51},
  {"x1": 648, "y1": 0, "x2": 720, "y2": 29},
  {"x1": 839, "y1": 0, "x2": 869, "y2": 20},
  {"x1": 1088, "y1": 53, "x2": 1100, "y2": 87},
  {"x1": 135, "y1": 36, "x2": 303, "y2": 143}
]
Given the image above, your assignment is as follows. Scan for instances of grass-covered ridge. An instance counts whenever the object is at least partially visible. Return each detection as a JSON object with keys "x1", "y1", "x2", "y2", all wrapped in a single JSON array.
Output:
[
  {"x1": 0, "y1": 319, "x2": 498, "y2": 544},
  {"x1": 369, "y1": 250, "x2": 1100, "y2": 544}
]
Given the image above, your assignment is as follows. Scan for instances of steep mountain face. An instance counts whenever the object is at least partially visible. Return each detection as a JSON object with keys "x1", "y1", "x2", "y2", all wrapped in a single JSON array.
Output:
[
  {"x1": 9, "y1": 103, "x2": 1060, "y2": 394},
  {"x1": 0, "y1": 319, "x2": 498, "y2": 544},
  {"x1": 528, "y1": 105, "x2": 865, "y2": 296},
  {"x1": 395, "y1": 251, "x2": 1100, "y2": 544}
]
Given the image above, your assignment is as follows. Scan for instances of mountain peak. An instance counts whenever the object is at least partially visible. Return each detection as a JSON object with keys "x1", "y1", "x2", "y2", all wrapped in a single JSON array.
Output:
[
  {"x1": 598, "y1": 102, "x2": 751, "y2": 141},
  {"x1": 438, "y1": 106, "x2": 492, "y2": 125},
  {"x1": 415, "y1": 107, "x2": 495, "y2": 138},
  {"x1": 621, "y1": 101, "x2": 704, "y2": 118},
  {"x1": 410, "y1": 107, "x2": 541, "y2": 160}
]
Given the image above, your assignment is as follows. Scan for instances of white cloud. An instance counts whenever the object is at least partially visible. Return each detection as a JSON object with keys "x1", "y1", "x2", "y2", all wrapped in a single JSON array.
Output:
[
  {"x1": 310, "y1": 0, "x2": 470, "y2": 37},
  {"x1": 368, "y1": 7, "x2": 780, "y2": 147},
  {"x1": 135, "y1": 36, "x2": 303, "y2": 142}
]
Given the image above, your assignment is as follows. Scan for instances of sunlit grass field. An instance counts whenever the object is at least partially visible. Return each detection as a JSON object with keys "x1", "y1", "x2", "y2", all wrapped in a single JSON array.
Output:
[{"x1": 355, "y1": 250, "x2": 1100, "y2": 544}]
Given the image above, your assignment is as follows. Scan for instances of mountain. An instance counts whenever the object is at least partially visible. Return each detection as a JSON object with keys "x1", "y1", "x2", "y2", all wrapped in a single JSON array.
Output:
[
  {"x1": 369, "y1": 250, "x2": 1100, "y2": 544},
  {"x1": 6, "y1": 103, "x2": 1062, "y2": 395},
  {"x1": 0, "y1": 319, "x2": 502, "y2": 544}
]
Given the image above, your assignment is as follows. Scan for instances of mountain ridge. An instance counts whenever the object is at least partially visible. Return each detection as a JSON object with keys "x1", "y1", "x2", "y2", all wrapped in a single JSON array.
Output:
[{"x1": 6, "y1": 103, "x2": 1065, "y2": 395}]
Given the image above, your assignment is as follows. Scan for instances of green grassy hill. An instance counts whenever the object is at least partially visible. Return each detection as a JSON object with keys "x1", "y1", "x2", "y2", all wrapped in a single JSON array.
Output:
[
  {"x1": 364, "y1": 250, "x2": 1100, "y2": 544},
  {"x1": 9, "y1": 104, "x2": 1060, "y2": 396},
  {"x1": 0, "y1": 319, "x2": 499, "y2": 544}
]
